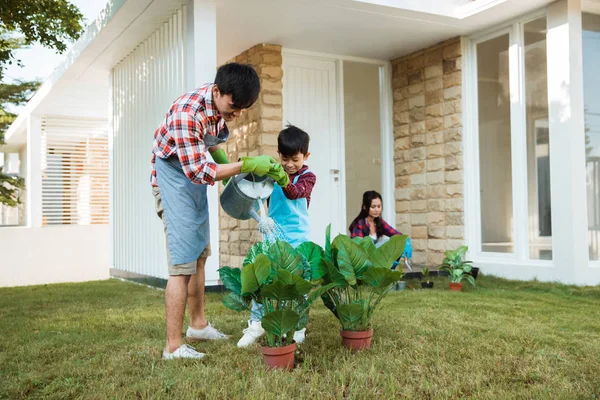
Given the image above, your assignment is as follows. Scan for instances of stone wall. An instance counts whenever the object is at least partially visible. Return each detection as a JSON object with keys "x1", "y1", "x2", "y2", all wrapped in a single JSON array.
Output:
[
  {"x1": 218, "y1": 44, "x2": 283, "y2": 268},
  {"x1": 391, "y1": 37, "x2": 464, "y2": 266}
]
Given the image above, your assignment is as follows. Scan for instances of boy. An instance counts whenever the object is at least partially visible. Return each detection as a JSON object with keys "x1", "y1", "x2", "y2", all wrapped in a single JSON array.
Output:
[
  {"x1": 237, "y1": 124, "x2": 317, "y2": 348},
  {"x1": 152, "y1": 63, "x2": 288, "y2": 360}
]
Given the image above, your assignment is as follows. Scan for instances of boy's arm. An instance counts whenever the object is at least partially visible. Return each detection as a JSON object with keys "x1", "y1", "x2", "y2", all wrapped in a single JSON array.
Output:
[{"x1": 281, "y1": 172, "x2": 316, "y2": 200}]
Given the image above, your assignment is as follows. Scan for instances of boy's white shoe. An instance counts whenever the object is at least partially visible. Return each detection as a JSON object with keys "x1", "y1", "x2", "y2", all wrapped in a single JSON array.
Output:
[
  {"x1": 293, "y1": 328, "x2": 306, "y2": 344},
  {"x1": 163, "y1": 344, "x2": 205, "y2": 360},
  {"x1": 186, "y1": 323, "x2": 228, "y2": 342},
  {"x1": 237, "y1": 320, "x2": 265, "y2": 348}
]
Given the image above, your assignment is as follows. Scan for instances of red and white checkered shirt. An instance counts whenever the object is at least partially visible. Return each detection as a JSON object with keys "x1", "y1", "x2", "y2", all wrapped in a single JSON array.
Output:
[{"x1": 151, "y1": 84, "x2": 227, "y2": 187}]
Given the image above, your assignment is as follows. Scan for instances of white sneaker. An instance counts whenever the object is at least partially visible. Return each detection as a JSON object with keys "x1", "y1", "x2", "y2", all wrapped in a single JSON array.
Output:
[
  {"x1": 186, "y1": 323, "x2": 228, "y2": 342},
  {"x1": 237, "y1": 320, "x2": 265, "y2": 348},
  {"x1": 163, "y1": 344, "x2": 205, "y2": 360},
  {"x1": 293, "y1": 328, "x2": 306, "y2": 344}
]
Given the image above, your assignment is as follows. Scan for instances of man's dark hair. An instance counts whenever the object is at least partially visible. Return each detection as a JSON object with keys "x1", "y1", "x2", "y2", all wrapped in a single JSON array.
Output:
[
  {"x1": 278, "y1": 124, "x2": 310, "y2": 157},
  {"x1": 214, "y1": 63, "x2": 260, "y2": 109}
]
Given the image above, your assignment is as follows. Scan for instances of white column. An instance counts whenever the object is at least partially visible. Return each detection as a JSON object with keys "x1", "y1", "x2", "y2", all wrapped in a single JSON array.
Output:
[
  {"x1": 547, "y1": 0, "x2": 589, "y2": 284},
  {"x1": 26, "y1": 115, "x2": 43, "y2": 228},
  {"x1": 190, "y1": 0, "x2": 220, "y2": 283}
]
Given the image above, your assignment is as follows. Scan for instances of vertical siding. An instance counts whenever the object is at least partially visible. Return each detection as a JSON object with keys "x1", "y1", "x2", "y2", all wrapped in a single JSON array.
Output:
[{"x1": 111, "y1": 6, "x2": 187, "y2": 278}]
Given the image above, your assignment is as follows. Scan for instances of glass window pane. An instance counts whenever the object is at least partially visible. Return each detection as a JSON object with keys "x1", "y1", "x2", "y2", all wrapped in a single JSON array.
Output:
[
  {"x1": 524, "y1": 18, "x2": 552, "y2": 260},
  {"x1": 477, "y1": 34, "x2": 514, "y2": 253},
  {"x1": 583, "y1": 13, "x2": 600, "y2": 260}
]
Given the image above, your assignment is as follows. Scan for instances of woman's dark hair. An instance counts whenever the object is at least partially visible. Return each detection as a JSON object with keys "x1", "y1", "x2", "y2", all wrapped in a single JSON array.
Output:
[
  {"x1": 349, "y1": 190, "x2": 384, "y2": 238},
  {"x1": 214, "y1": 63, "x2": 260, "y2": 109}
]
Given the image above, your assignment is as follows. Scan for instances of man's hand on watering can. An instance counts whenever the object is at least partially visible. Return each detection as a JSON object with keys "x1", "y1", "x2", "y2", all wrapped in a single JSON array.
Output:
[
  {"x1": 210, "y1": 148, "x2": 231, "y2": 185},
  {"x1": 267, "y1": 163, "x2": 290, "y2": 187},
  {"x1": 240, "y1": 155, "x2": 277, "y2": 177}
]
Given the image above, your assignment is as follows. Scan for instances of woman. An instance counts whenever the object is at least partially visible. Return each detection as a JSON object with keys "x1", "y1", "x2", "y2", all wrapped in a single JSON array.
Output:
[
  {"x1": 349, "y1": 190, "x2": 401, "y2": 244},
  {"x1": 349, "y1": 191, "x2": 412, "y2": 270}
]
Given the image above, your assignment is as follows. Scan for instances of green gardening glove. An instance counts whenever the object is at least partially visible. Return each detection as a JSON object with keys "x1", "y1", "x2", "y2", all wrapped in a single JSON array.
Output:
[
  {"x1": 210, "y1": 148, "x2": 231, "y2": 185},
  {"x1": 267, "y1": 163, "x2": 290, "y2": 187},
  {"x1": 240, "y1": 155, "x2": 277, "y2": 177}
]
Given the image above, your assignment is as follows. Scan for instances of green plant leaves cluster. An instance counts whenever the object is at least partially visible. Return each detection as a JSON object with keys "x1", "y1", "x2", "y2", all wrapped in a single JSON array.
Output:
[
  {"x1": 219, "y1": 226, "x2": 408, "y2": 344},
  {"x1": 438, "y1": 245, "x2": 476, "y2": 286},
  {"x1": 318, "y1": 226, "x2": 407, "y2": 331},
  {"x1": 218, "y1": 240, "x2": 331, "y2": 347}
]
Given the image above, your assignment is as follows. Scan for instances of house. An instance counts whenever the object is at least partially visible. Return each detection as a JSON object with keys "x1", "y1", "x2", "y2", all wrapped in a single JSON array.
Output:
[{"x1": 1, "y1": 0, "x2": 599, "y2": 287}]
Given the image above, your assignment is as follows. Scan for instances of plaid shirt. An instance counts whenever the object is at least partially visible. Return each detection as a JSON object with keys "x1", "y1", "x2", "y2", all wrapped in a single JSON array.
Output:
[
  {"x1": 350, "y1": 217, "x2": 401, "y2": 239},
  {"x1": 151, "y1": 84, "x2": 227, "y2": 187},
  {"x1": 281, "y1": 165, "x2": 316, "y2": 208}
]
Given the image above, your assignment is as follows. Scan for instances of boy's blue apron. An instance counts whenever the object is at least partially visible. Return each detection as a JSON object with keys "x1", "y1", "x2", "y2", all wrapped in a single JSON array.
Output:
[
  {"x1": 154, "y1": 155, "x2": 210, "y2": 266},
  {"x1": 268, "y1": 169, "x2": 311, "y2": 248}
]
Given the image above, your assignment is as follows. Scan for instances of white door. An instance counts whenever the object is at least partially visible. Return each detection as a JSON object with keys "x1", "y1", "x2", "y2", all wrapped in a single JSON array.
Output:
[{"x1": 282, "y1": 53, "x2": 344, "y2": 245}]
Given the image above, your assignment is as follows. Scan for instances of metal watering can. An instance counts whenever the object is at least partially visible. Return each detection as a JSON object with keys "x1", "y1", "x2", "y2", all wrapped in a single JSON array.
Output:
[{"x1": 220, "y1": 173, "x2": 275, "y2": 221}]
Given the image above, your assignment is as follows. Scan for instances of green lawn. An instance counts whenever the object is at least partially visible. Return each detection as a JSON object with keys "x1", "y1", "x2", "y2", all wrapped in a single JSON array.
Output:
[{"x1": 1, "y1": 276, "x2": 599, "y2": 399}]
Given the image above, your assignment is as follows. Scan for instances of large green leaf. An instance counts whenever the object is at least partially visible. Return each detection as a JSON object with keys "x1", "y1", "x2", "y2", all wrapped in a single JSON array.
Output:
[
  {"x1": 363, "y1": 267, "x2": 403, "y2": 294},
  {"x1": 322, "y1": 259, "x2": 349, "y2": 287},
  {"x1": 336, "y1": 303, "x2": 364, "y2": 331},
  {"x1": 291, "y1": 274, "x2": 312, "y2": 297},
  {"x1": 325, "y1": 224, "x2": 332, "y2": 261},
  {"x1": 370, "y1": 235, "x2": 407, "y2": 269},
  {"x1": 261, "y1": 280, "x2": 298, "y2": 301},
  {"x1": 307, "y1": 282, "x2": 343, "y2": 305},
  {"x1": 243, "y1": 242, "x2": 267, "y2": 266},
  {"x1": 333, "y1": 235, "x2": 370, "y2": 280},
  {"x1": 222, "y1": 293, "x2": 249, "y2": 311},
  {"x1": 269, "y1": 241, "x2": 303, "y2": 275},
  {"x1": 357, "y1": 236, "x2": 376, "y2": 255},
  {"x1": 253, "y1": 254, "x2": 272, "y2": 285},
  {"x1": 297, "y1": 241, "x2": 326, "y2": 281},
  {"x1": 261, "y1": 310, "x2": 300, "y2": 338},
  {"x1": 218, "y1": 266, "x2": 242, "y2": 295},
  {"x1": 240, "y1": 264, "x2": 259, "y2": 295}
]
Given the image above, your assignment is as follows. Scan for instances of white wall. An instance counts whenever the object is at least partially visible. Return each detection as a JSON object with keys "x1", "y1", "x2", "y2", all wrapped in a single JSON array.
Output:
[{"x1": 0, "y1": 225, "x2": 109, "y2": 287}]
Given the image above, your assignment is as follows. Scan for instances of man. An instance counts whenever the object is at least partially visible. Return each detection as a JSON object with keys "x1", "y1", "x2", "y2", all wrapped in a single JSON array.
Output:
[{"x1": 151, "y1": 63, "x2": 289, "y2": 359}]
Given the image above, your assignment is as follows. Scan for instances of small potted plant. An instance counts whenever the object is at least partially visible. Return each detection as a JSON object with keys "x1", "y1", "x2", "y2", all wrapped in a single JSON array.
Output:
[
  {"x1": 420, "y1": 267, "x2": 434, "y2": 289},
  {"x1": 317, "y1": 225, "x2": 406, "y2": 350},
  {"x1": 219, "y1": 241, "x2": 334, "y2": 370},
  {"x1": 438, "y1": 245, "x2": 475, "y2": 292}
]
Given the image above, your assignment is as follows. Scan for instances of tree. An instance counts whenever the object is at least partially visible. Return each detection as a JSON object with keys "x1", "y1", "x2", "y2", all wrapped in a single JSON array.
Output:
[
  {"x1": 0, "y1": 0, "x2": 84, "y2": 80},
  {"x1": 0, "y1": 0, "x2": 84, "y2": 208}
]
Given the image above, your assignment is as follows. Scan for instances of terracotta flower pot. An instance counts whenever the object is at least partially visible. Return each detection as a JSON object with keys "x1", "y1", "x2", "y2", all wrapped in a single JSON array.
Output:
[
  {"x1": 340, "y1": 329, "x2": 373, "y2": 351},
  {"x1": 449, "y1": 282, "x2": 464, "y2": 292},
  {"x1": 260, "y1": 342, "x2": 296, "y2": 370}
]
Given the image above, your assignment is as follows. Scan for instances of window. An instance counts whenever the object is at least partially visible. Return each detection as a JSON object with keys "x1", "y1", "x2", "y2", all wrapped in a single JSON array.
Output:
[
  {"x1": 583, "y1": 13, "x2": 600, "y2": 260},
  {"x1": 41, "y1": 117, "x2": 109, "y2": 226},
  {"x1": 524, "y1": 18, "x2": 552, "y2": 260},
  {"x1": 477, "y1": 34, "x2": 514, "y2": 253},
  {"x1": 470, "y1": 15, "x2": 551, "y2": 259}
]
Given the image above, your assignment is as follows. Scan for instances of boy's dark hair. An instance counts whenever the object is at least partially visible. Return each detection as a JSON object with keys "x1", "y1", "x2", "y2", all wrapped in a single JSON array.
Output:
[
  {"x1": 214, "y1": 63, "x2": 260, "y2": 109},
  {"x1": 278, "y1": 124, "x2": 310, "y2": 157}
]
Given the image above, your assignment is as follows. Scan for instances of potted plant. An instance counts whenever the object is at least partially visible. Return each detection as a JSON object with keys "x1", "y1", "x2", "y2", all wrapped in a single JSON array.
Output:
[
  {"x1": 438, "y1": 246, "x2": 475, "y2": 292},
  {"x1": 317, "y1": 225, "x2": 406, "y2": 350},
  {"x1": 219, "y1": 240, "x2": 335, "y2": 370},
  {"x1": 420, "y1": 267, "x2": 434, "y2": 289}
]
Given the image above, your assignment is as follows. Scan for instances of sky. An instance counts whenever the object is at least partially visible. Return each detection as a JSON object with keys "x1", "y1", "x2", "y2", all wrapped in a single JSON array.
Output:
[{"x1": 3, "y1": 0, "x2": 106, "y2": 94}]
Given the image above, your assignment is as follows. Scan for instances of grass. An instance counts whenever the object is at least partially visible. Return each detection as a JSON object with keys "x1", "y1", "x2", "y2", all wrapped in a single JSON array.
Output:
[{"x1": 1, "y1": 276, "x2": 600, "y2": 399}]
